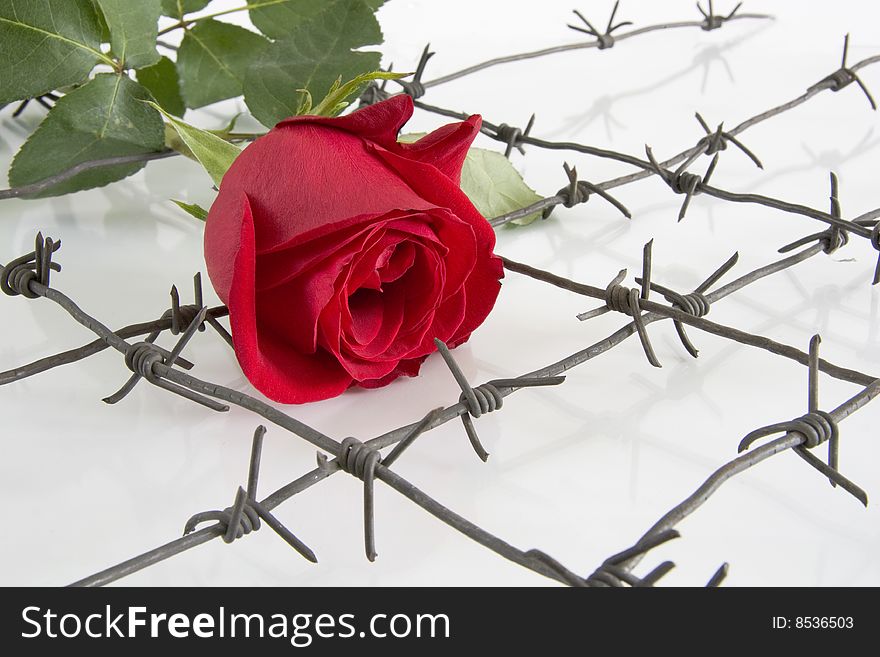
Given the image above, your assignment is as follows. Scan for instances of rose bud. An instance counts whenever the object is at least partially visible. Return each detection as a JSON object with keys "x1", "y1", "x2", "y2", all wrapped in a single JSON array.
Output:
[{"x1": 204, "y1": 95, "x2": 503, "y2": 403}]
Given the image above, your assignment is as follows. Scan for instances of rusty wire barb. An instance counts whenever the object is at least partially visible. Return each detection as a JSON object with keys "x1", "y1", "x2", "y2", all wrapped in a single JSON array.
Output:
[
  {"x1": 697, "y1": 1, "x2": 743, "y2": 31},
  {"x1": 808, "y1": 34, "x2": 877, "y2": 110},
  {"x1": 568, "y1": 1, "x2": 633, "y2": 50}
]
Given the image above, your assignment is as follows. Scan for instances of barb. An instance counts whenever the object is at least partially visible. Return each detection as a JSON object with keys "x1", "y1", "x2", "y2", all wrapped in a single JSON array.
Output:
[
  {"x1": 737, "y1": 335, "x2": 868, "y2": 506},
  {"x1": 0, "y1": 307, "x2": 230, "y2": 386},
  {"x1": 527, "y1": 530, "x2": 677, "y2": 587},
  {"x1": 568, "y1": 1, "x2": 633, "y2": 50},
  {"x1": 609, "y1": 377, "x2": 880, "y2": 579},
  {"x1": 576, "y1": 241, "x2": 661, "y2": 367},
  {"x1": 537, "y1": 163, "x2": 632, "y2": 222},
  {"x1": 102, "y1": 307, "x2": 209, "y2": 406},
  {"x1": 495, "y1": 114, "x2": 536, "y2": 159},
  {"x1": 434, "y1": 338, "x2": 566, "y2": 461},
  {"x1": 184, "y1": 426, "x2": 317, "y2": 560},
  {"x1": 692, "y1": 111, "x2": 763, "y2": 168},
  {"x1": 645, "y1": 146, "x2": 718, "y2": 222},
  {"x1": 397, "y1": 44, "x2": 434, "y2": 100},
  {"x1": 1, "y1": 232, "x2": 61, "y2": 298},
  {"x1": 529, "y1": 529, "x2": 727, "y2": 587},
  {"x1": 636, "y1": 251, "x2": 740, "y2": 358},
  {"x1": 808, "y1": 34, "x2": 877, "y2": 110},
  {"x1": 778, "y1": 172, "x2": 850, "y2": 255},
  {"x1": 336, "y1": 437, "x2": 383, "y2": 561},
  {"x1": 697, "y1": 0, "x2": 743, "y2": 31}
]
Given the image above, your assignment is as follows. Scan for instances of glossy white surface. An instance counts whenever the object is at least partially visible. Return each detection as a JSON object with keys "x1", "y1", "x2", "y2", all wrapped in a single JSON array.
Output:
[{"x1": 1, "y1": 0, "x2": 879, "y2": 586}]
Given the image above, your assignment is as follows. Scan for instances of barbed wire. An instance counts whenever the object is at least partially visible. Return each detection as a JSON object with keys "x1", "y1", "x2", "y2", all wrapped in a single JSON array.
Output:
[
  {"x1": 2, "y1": 205, "x2": 876, "y2": 586},
  {"x1": 2, "y1": 4, "x2": 879, "y2": 587}
]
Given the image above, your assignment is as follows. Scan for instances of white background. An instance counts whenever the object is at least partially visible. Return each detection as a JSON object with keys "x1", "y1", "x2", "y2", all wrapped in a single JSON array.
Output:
[{"x1": 2, "y1": 0, "x2": 880, "y2": 586}]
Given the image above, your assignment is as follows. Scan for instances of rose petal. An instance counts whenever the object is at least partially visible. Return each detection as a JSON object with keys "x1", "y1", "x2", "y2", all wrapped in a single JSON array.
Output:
[
  {"x1": 369, "y1": 146, "x2": 503, "y2": 342},
  {"x1": 204, "y1": 129, "x2": 434, "y2": 303},
  {"x1": 227, "y1": 197, "x2": 353, "y2": 403},
  {"x1": 276, "y1": 94, "x2": 415, "y2": 151},
  {"x1": 357, "y1": 353, "x2": 428, "y2": 389},
  {"x1": 396, "y1": 114, "x2": 482, "y2": 184}
]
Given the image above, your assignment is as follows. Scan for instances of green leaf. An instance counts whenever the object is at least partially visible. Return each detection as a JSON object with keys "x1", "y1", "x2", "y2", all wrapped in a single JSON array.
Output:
[
  {"x1": 147, "y1": 101, "x2": 240, "y2": 186},
  {"x1": 89, "y1": 0, "x2": 112, "y2": 42},
  {"x1": 244, "y1": 0, "x2": 382, "y2": 127},
  {"x1": 172, "y1": 199, "x2": 209, "y2": 220},
  {"x1": 310, "y1": 70, "x2": 408, "y2": 117},
  {"x1": 94, "y1": 0, "x2": 161, "y2": 69},
  {"x1": 137, "y1": 55, "x2": 186, "y2": 116},
  {"x1": 164, "y1": 122, "x2": 195, "y2": 160},
  {"x1": 177, "y1": 19, "x2": 269, "y2": 108},
  {"x1": 0, "y1": 0, "x2": 112, "y2": 104},
  {"x1": 459, "y1": 148, "x2": 544, "y2": 226},
  {"x1": 160, "y1": 0, "x2": 212, "y2": 19},
  {"x1": 9, "y1": 74, "x2": 165, "y2": 197},
  {"x1": 250, "y1": 0, "x2": 384, "y2": 38}
]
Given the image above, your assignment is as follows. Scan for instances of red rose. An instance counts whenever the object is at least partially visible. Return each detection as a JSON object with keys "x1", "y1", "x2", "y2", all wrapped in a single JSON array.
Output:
[{"x1": 204, "y1": 95, "x2": 503, "y2": 403}]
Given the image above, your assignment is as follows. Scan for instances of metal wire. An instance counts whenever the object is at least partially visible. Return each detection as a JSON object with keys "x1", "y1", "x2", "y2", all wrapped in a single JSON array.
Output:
[{"x1": 2, "y1": 7, "x2": 879, "y2": 587}]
